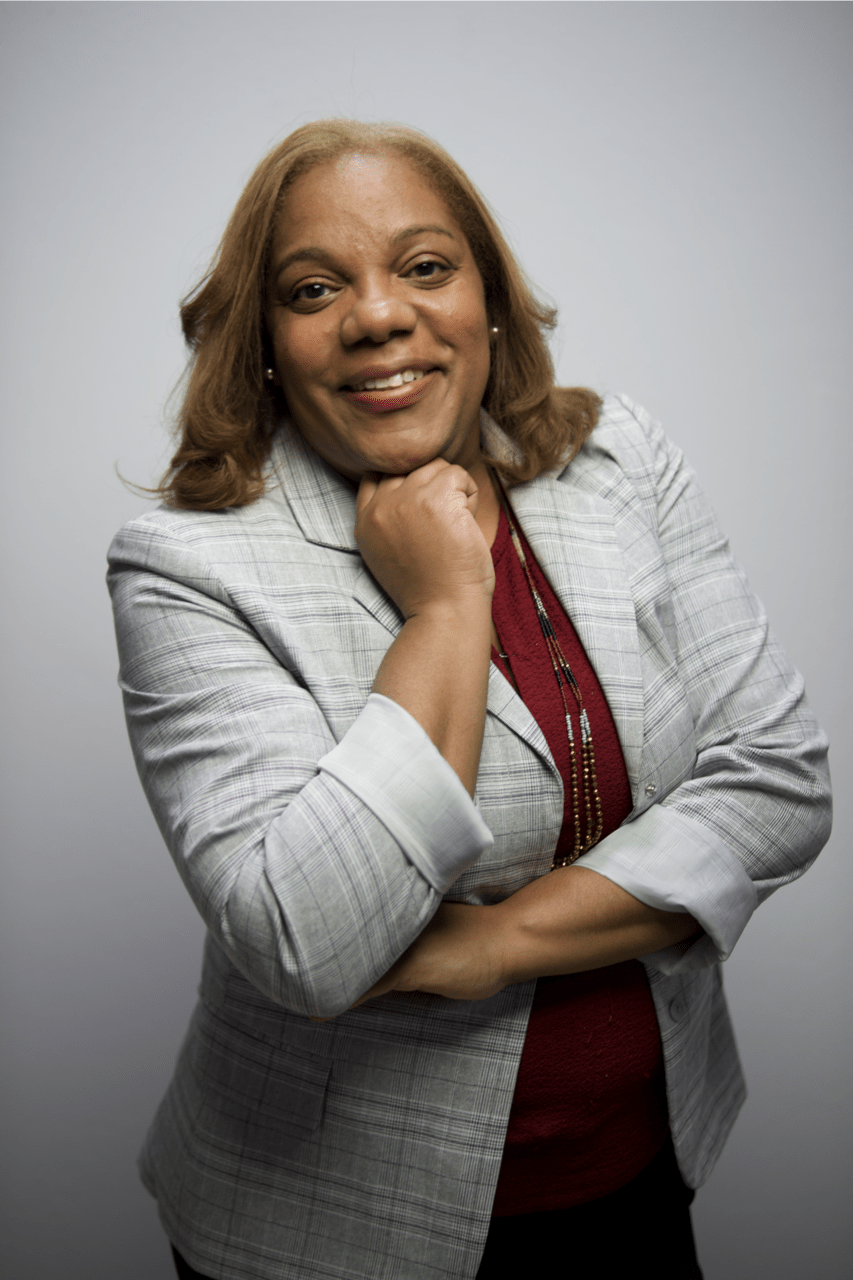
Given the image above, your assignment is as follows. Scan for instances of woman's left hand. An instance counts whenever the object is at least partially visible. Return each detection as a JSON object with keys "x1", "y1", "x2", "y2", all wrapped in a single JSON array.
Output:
[{"x1": 353, "y1": 903, "x2": 507, "y2": 1006}]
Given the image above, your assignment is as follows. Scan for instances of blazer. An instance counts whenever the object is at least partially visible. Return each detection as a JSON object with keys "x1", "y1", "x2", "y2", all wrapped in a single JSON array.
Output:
[{"x1": 108, "y1": 393, "x2": 831, "y2": 1280}]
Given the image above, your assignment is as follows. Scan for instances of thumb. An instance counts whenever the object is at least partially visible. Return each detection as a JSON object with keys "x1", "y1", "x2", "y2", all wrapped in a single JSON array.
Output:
[{"x1": 355, "y1": 471, "x2": 380, "y2": 516}]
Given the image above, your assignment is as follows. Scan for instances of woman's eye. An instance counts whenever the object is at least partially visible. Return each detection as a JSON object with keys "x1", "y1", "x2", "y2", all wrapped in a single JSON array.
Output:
[
  {"x1": 288, "y1": 281, "x2": 333, "y2": 304},
  {"x1": 409, "y1": 260, "x2": 450, "y2": 281}
]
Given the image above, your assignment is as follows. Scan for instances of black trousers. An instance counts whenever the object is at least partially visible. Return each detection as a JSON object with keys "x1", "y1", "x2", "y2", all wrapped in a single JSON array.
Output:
[
  {"x1": 474, "y1": 1138, "x2": 702, "y2": 1278},
  {"x1": 172, "y1": 1139, "x2": 702, "y2": 1280}
]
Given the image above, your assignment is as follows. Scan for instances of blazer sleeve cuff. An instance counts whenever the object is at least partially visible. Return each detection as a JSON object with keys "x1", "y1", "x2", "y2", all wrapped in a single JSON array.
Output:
[
  {"x1": 577, "y1": 803, "x2": 758, "y2": 973},
  {"x1": 318, "y1": 693, "x2": 494, "y2": 894}
]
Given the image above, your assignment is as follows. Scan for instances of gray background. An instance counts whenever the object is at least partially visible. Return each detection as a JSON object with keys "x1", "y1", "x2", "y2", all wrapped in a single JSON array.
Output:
[{"x1": 1, "y1": 3, "x2": 850, "y2": 1277}]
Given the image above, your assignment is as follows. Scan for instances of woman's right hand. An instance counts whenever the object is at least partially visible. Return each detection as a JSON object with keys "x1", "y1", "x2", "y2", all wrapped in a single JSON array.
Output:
[
  {"x1": 355, "y1": 460, "x2": 495, "y2": 620},
  {"x1": 354, "y1": 459, "x2": 495, "y2": 797}
]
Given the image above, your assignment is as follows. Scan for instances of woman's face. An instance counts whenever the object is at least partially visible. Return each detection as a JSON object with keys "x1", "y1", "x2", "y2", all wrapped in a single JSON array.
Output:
[{"x1": 265, "y1": 152, "x2": 492, "y2": 481}]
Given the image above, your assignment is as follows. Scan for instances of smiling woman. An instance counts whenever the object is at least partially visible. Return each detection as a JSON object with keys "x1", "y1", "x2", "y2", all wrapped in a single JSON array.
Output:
[
  {"x1": 159, "y1": 119, "x2": 599, "y2": 511},
  {"x1": 108, "y1": 120, "x2": 830, "y2": 1280},
  {"x1": 264, "y1": 153, "x2": 492, "y2": 480}
]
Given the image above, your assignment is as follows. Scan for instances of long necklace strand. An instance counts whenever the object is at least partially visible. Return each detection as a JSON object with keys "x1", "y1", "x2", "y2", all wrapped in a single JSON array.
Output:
[{"x1": 493, "y1": 478, "x2": 603, "y2": 868}]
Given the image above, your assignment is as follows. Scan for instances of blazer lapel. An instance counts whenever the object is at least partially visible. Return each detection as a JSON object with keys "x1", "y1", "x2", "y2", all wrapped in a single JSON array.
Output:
[
  {"x1": 505, "y1": 468, "x2": 645, "y2": 802},
  {"x1": 266, "y1": 418, "x2": 415, "y2": 645},
  {"x1": 486, "y1": 659, "x2": 556, "y2": 772},
  {"x1": 266, "y1": 416, "x2": 360, "y2": 553}
]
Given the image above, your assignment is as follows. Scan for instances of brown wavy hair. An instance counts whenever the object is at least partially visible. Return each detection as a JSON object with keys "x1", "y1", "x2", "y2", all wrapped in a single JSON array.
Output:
[{"x1": 159, "y1": 120, "x2": 601, "y2": 509}]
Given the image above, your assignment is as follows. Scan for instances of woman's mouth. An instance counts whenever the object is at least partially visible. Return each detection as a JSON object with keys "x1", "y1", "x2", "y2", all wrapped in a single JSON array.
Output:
[
  {"x1": 341, "y1": 367, "x2": 436, "y2": 413},
  {"x1": 349, "y1": 368, "x2": 426, "y2": 392}
]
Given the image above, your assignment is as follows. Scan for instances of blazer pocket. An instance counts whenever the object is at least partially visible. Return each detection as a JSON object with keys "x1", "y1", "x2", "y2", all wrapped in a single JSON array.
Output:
[{"x1": 191, "y1": 1004, "x2": 331, "y2": 1151}]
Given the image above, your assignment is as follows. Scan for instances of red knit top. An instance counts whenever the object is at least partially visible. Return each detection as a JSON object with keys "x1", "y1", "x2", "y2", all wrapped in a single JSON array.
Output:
[{"x1": 488, "y1": 505, "x2": 668, "y2": 1216}]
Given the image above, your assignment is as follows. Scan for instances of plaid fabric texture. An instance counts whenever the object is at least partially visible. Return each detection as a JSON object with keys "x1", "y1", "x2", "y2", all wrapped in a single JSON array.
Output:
[{"x1": 107, "y1": 395, "x2": 831, "y2": 1279}]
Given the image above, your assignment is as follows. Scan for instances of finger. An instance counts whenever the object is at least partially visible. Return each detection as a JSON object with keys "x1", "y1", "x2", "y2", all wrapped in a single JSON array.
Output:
[
  {"x1": 395, "y1": 457, "x2": 452, "y2": 489},
  {"x1": 456, "y1": 470, "x2": 479, "y2": 515},
  {"x1": 451, "y1": 464, "x2": 478, "y2": 497},
  {"x1": 355, "y1": 472, "x2": 381, "y2": 514},
  {"x1": 454, "y1": 466, "x2": 480, "y2": 505},
  {"x1": 436, "y1": 464, "x2": 479, "y2": 516},
  {"x1": 374, "y1": 472, "x2": 407, "y2": 493}
]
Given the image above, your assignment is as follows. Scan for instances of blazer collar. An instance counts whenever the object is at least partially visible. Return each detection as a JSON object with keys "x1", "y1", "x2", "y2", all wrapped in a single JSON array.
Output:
[{"x1": 266, "y1": 414, "x2": 360, "y2": 552}]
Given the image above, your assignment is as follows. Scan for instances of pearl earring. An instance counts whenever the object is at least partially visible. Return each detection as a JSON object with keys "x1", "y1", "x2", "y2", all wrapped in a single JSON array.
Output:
[
  {"x1": 264, "y1": 367, "x2": 276, "y2": 382},
  {"x1": 490, "y1": 326, "x2": 499, "y2": 336}
]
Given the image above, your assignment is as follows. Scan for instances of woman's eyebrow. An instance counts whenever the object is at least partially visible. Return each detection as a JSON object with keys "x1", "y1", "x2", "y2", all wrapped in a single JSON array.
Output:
[
  {"x1": 274, "y1": 247, "x2": 335, "y2": 279},
  {"x1": 391, "y1": 223, "x2": 458, "y2": 245},
  {"x1": 274, "y1": 225, "x2": 458, "y2": 281}
]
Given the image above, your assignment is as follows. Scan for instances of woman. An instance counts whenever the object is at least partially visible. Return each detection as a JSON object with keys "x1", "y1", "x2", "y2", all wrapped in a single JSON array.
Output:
[{"x1": 108, "y1": 121, "x2": 831, "y2": 1280}]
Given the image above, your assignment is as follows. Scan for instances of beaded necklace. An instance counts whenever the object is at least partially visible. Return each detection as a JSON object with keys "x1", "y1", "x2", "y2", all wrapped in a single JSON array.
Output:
[{"x1": 492, "y1": 475, "x2": 603, "y2": 868}]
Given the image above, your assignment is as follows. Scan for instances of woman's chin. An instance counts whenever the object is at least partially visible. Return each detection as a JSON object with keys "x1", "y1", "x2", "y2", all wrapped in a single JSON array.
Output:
[
  {"x1": 343, "y1": 437, "x2": 450, "y2": 479},
  {"x1": 360, "y1": 427, "x2": 481, "y2": 479},
  {"x1": 369, "y1": 451, "x2": 440, "y2": 478},
  {"x1": 302, "y1": 406, "x2": 482, "y2": 481}
]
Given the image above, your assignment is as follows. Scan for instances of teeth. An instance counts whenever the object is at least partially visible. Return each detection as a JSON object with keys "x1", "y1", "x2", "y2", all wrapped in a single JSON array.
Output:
[{"x1": 351, "y1": 369, "x2": 426, "y2": 392}]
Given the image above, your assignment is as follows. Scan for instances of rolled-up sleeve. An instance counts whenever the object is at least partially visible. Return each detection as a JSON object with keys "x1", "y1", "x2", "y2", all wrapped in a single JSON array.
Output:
[
  {"x1": 578, "y1": 396, "x2": 831, "y2": 972},
  {"x1": 319, "y1": 694, "x2": 492, "y2": 895},
  {"x1": 108, "y1": 518, "x2": 493, "y2": 1017},
  {"x1": 580, "y1": 804, "x2": 757, "y2": 971}
]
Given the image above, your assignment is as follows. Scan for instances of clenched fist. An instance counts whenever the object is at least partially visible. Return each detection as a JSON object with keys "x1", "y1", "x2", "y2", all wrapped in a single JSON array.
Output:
[{"x1": 355, "y1": 459, "x2": 495, "y2": 619}]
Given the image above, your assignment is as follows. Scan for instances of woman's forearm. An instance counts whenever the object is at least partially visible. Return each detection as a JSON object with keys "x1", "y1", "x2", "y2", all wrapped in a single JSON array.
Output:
[
  {"x1": 371, "y1": 600, "x2": 492, "y2": 797},
  {"x1": 357, "y1": 866, "x2": 701, "y2": 1006},
  {"x1": 492, "y1": 865, "x2": 701, "y2": 983},
  {"x1": 355, "y1": 461, "x2": 497, "y2": 798}
]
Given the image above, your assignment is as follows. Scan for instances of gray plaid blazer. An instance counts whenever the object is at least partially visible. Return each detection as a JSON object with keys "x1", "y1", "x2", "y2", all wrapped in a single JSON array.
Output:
[{"x1": 108, "y1": 394, "x2": 831, "y2": 1280}]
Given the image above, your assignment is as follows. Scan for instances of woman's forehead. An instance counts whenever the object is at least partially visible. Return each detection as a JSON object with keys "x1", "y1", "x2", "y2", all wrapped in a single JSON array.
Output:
[
  {"x1": 287, "y1": 151, "x2": 446, "y2": 214},
  {"x1": 272, "y1": 152, "x2": 463, "y2": 257}
]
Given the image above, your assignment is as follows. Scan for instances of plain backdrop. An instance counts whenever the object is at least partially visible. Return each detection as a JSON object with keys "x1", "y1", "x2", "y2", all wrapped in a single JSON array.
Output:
[{"x1": 1, "y1": 3, "x2": 850, "y2": 1277}]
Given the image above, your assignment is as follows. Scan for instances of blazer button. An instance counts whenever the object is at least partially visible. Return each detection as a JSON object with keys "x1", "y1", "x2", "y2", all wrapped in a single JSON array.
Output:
[{"x1": 645, "y1": 782, "x2": 657, "y2": 797}]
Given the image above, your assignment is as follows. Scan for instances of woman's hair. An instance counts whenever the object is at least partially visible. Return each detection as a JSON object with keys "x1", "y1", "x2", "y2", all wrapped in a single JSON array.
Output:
[{"x1": 159, "y1": 120, "x2": 601, "y2": 509}]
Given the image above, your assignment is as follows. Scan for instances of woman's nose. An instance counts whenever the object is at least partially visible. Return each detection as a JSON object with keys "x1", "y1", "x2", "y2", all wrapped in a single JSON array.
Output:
[{"x1": 340, "y1": 280, "x2": 417, "y2": 346}]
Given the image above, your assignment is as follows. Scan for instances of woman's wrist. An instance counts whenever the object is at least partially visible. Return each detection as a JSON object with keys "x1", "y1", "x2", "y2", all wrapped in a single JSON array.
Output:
[{"x1": 402, "y1": 587, "x2": 493, "y2": 628}]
